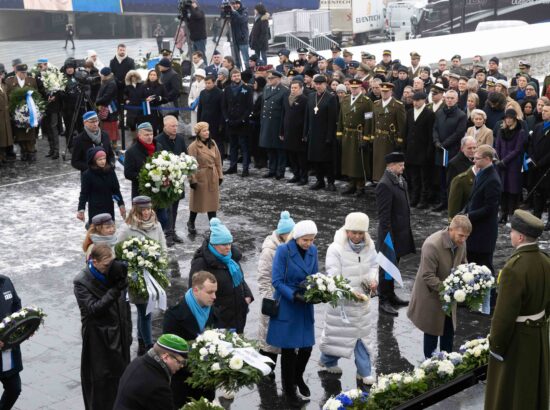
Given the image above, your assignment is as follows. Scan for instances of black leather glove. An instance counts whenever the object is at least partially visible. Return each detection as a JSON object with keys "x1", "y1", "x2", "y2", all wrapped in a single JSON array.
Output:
[
  {"x1": 107, "y1": 260, "x2": 128, "y2": 288},
  {"x1": 219, "y1": 179, "x2": 223, "y2": 186},
  {"x1": 293, "y1": 291, "x2": 306, "y2": 304},
  {"x1": 190, "y1": 182, "x2": 198, "y2": 190},
  {"x1": 116, "y1": 276, "x2": 129, "y2": 291}
]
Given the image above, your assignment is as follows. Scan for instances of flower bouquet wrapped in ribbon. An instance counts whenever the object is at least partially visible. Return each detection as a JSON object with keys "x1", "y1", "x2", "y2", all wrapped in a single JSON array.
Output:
[
  {"x1": 0, "y1": 306, "x2": 46, "y2": 351},
  {"x1": 187, "y1": 329, "x2": 273, "y2": 392},
  {"x1": 323, "y1": 388, "x2": 369, "y2": 410},
  {"x1": 115, "y1": 237, "x2": 169, "y2": 314},
  {"x1": 303, "y1": 273, "x2": 366, "y2": 308},
  {"x1": 8, "y1": 87, "x2": 45, "y2": 131},
  {"x1": 138, "y1": 151, "x2": 199, "y2": 208},
  {"x1": 180, "y1": 398, "x2": 223, "y2": 410},
  {"x1": 439, "y1": 263, "x2": 495, "y2": 315}
]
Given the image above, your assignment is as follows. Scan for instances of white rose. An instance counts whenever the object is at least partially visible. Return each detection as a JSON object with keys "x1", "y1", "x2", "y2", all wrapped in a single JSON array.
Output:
[
  {"x1": 392, "y1": 373, "x2": 402, "y2": 383},
  {"x1": 403, "y1": 376, "x2": 414, "y2": 384},
  {"x1": 229, "y1": 356, "x2": 243, "y2": 370},
  {"x1": 319, "y1": 284, "x2": 327, "y2": 291},
  {"x1": 323, "y1": 398, "x2": 342, "y2": 410},
  {"x1": 145, "y1": 183, "x2": 151, "y2": 188},
  {"x1": 347, "y1": 389, "x2": 360, "y2": 399},
  {"x1": 327, "y1": 283, "x2": 337, "y2": 293},
  {"x1": 199, "y1": 347, "x2": 208, "y2": 356},
  {"x1": 453, "y1": 290, "x2": 466, "y2": 303},
  {"x1": 453, "y1": 276, "x2": 460, "y2": 283},
  {"x1": 443, "y1": 294, "x2": 451, "y2": 303},
  {"x1": 208, "y1": 345, "x2": 217, "y2": 354},
  {"x1": 414, "y1": 368, "x2": 425, "y2": 380},
  {"x1": 218, "y1": 347, "x2": 229, "y2": 358},
  {"x1": 473, "y1": 284, "x2": 480, "y2": 291},
  {"x1": 211, "y1": 363, "x2": 221, "y2": 371},
  {"x1": 462, "y1": 272, "x2": 474, "y2": 283}
]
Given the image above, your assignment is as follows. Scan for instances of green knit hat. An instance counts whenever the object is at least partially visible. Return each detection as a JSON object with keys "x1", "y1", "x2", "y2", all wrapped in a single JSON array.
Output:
[{"x1": 157, "y1": 334, "x2": 189, "y2": 355}]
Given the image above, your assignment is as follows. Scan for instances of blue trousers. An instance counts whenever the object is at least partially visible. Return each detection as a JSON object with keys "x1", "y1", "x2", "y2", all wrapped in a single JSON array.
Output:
[
  {"x1": 155, "y1": 208, "x2": 168, "y2": 232},
  {"x1": 267, "y1": 148, "x2": 286, "y2": 177},
  {"x1": 136, "y1": 303, "x2": 153, "y2": 346},
  {"x1": 233, "y1": 43, "x2": 249, "y2": 69},
  {"x1": 253, "y1": 49, "x2": 267, "y2": 64},
  {"x1": 423, "y1": 315, "x2": 454, "y2": 359},
  {"x1": 229, "y1": 134, "x2": 250, "y2": 171},
  {"x1": 192, "y1": 39, "x2": 206, "y2": 57},
  {"x1": 320, "y1": 340, "x2": 372, "y2": 377}
]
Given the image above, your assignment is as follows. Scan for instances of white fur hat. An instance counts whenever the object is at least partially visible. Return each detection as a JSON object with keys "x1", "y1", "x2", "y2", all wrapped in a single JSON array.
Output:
[
  {"x1": 194, "y1": 68, "x2": 206, "y2": 78},
  {"x1": 293, "y1": 220, "x2": 318, "y2": 238},
  {"x1": 343, "y1": 212, "x2": 369, "y2": 232}
]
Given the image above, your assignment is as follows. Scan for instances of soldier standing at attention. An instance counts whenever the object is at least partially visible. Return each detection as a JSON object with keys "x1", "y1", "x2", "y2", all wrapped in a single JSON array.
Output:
[
  {"x1": 485, "y1": 210, "x2": 550, "y2": 410},
  {"x1": 337, "y1": 78, "x2": 373, "y2": 197},
  {"x1": 372, "y1": 83, "x2": 406, "y2": 183}
]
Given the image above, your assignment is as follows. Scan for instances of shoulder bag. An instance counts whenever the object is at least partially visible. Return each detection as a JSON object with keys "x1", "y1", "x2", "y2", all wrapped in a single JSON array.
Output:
[{"x1": 261, "y1": 249, "x2": 289, "y2": 318}]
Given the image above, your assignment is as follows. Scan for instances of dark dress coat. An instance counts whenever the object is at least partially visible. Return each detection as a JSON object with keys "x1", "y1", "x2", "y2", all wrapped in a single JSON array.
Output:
[
  {"x1": 188, "y1": 240, "x2": 253, "y2": 333},
  {"x1": 495, "y1": 126, "x2": 525, "y2": 194},
  {"x1": 78, "y1": 161, "x2": 124, "y2": 222},
  {"x1": 266, "y1": 239, "x2": 318, "y2": 349},
  {"x1": 109, "y1": 56, "x2": 136, "y2": 101},
  {"x1": 528, "y1": 123, "x2": 550, "y2": 187},
  {"x1": 96, "y1": 77, "x2": 119, "y2": 121},
  {"x1": 160, "y1": 69, "x2": 182, "y2": 104},
  {"x1": 304, "y1": 90, "x2": 338, "y2": 162},
  {"x1": 464, "y1": 165, "x2": 502, "y2": 254},
  {"x1": 0, "y1": 276, "x2": 22, "y2": 378},
  {"x1": 249, "y1": 13, "x2": 270, "y2": 52},
  {"x1": 74, "y1": 267, "x2": 132, "y2": 410},
  {"x1": 376, "y1": 170, "x2": 416, "y2": 258},
  {"x1": 162, "y1": 298, "x2": 217, "y2": 406},
  {"x1": 259, "y1": 84, "x2": 287, "y2": 149},
  {"x1": 446, "y1": 151, "x2": 473, "y2": 188},
  {"x1": 222, "y1": 82, "x2": 253, "y2": 135},
  {"x1": 71, "y1": 129, "x2": 115, "y2": 172},
  {"x1": 124, "y1": 139, "x2": 163, "y2": 199},
  {"x1": 188, "y1": 7, "x2": 207, "y2": 41},
  {"x1": 197, "y1": 87, "x2": 224, "y2": 141},
  {"x1": 404, "y1": 105, "x2": 435, "y2": 166},
  {"x1": 155, "y1": 132, "x2": 188, "y2": 156},
  {"x1": 433, "y1": 105, "x2": 468, "y2": 160},
  {"x1": 113, "y1": 353, "x2": 174, "y2": 410},
  {"x1": 281, "y1": 93, "x2": 308, "y2": 152},
  {"x1": 484, "y1": 243, "x2": 550, "y2": 410}
]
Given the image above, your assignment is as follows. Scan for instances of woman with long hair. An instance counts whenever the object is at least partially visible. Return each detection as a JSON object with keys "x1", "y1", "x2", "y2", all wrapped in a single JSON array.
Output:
[
  {"x1": 142, "y1": 70, "x2": 167, "y2": 135},
  {"x1": 82, "y1": 213, "x2": 118, "y2": 259},
  {"x1": 124, "y1": 70, "x2": 145, "y2": 138}
]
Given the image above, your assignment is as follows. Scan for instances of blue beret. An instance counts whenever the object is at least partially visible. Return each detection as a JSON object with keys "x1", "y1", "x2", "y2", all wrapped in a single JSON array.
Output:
[
  {"x1": 137, "y1": 122, "x2": 153, "y2": 131},
  {"x1": 37, "y1": 58, "x2": 48, "y2": 63},
  {"x1": 83, "y1": 111, "x2": 98, "y2": 121}
]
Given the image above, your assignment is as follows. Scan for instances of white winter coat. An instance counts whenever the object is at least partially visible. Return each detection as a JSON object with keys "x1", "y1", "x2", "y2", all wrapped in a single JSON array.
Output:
[
  {"x1": 256, "y1": 230, "x2": 282, "y2": 353},
  {"x1": 319, "y1": 228, "x2": 379, "y2": 361},
  {"x1": 188, "y1": 79, "x2": 205, "y2": 135}
]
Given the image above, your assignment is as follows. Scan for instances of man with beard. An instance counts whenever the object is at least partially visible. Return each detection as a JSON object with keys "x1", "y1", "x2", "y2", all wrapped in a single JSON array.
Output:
[
  {"x1": 109, "y1": 44, "x2": 135, "y2": 103},
  {"x1": 304, "y1": 75, "x2": 338, "y2": 191}
]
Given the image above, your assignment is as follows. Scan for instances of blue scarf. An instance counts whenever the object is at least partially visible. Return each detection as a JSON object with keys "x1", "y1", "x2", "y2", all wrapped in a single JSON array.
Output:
[
  {"x1": 88, "y1": 260, "x2": 107, "y2": 285},
  {"x1": 208, "y1": 243, "x2": 243, "y2": 287},
  {"x1": 544, "y1": 121, "x2": 550, "y2": 132},
  {"x1": 516, "y1": 89, "x2": 526, "y2": 100},
  {"x1": 185, "y1": 289, "x2": 211, "y2": 332}
]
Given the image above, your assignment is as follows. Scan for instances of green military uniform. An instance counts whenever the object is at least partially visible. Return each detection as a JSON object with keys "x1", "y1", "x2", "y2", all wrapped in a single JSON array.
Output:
[
  {"x1": 372, "y1": 97, "x2": 406, "y2": 181},
  {"x1": 336, "y1": 92, "x2": 373, "y2": 187},
  {"x1": 485, "y1": 210, "x2": 550, "y2": 410},
  {"x1": 447, "y1": 167, "x2": 475, "y2": 220}
]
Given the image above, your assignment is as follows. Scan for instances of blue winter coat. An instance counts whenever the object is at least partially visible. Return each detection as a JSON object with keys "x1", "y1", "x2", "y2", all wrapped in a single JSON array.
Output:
[{"x1": 266, "y1": 239, "x2": 317, "y2": 349}]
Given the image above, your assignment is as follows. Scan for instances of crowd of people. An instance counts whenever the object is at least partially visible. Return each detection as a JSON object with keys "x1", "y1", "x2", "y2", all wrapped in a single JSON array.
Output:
[{"x1": 0, "y1": 3, "x2": 550, "y2": 408}]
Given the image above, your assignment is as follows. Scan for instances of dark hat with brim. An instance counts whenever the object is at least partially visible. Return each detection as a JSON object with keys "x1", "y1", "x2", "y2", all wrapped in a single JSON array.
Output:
[
  {"x1": 296, "y1": 47, "x2": 308, "y2": 54},
  {"x1": 330, "y1": 45, "x2": 342, "y2": 52},
  {"x1": 349, "y1": 78, "x2": 362, "y2": 88},
  {"x1": 413, "y1": 91, "x2": 427, "y2": 101},
  {"x1": 383, "y1": 50, "x2": 392, "y2": 56},
  {"x1": 431, "y1": 83, "x2": 447, "y2": 93},
  {"x1": 293, "y1": 60, "x2": 305, "y2": 67},
  {"x1": 268, "y1": 70, "x2": 283, "y2": 78},
  {"x1": 11, "y1": 58, "x2": 22, "y2": 66},
  {"x1": 313, "y1": 75, "x2": 327, "y2": 83},
  {"x1": 159, "y1": 58, "x2": 171, "y2": 68},
  {"x1": 347, "y1": 61, "x2": 359, "y2": 68},
  {"x1": 160, "y1": 49, "x2": 172, "y2": 56},
  {"x1": 380, "y1": 82, "x2": 394, "y2": 91},
  {"x1": 278, "y1": 49, "x2": 290, "y2": 57},
  {"x1": 91, "y1": 213, "x2": 114, "y2": 226},
  {"x1": 132, "y1": 196, "x2": 152, "y2": 208},
  {"x1": 385, "y1": 152, "x2": 405, "y2": 164},
  {"x1": 451, "y1": 54, "x2": 461, "y2": 60},
  {"x1": 510, "y1": 209, "x2": 544, "y2": 238},
  {"x1": 304, "y1": 69, "x2": 317, "y2": 78},
  {"x1": 15, "y1": 64, "x2": 28, "y2": 72}
]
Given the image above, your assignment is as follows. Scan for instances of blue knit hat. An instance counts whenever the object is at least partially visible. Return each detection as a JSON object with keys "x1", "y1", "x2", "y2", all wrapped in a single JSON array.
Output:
[
  {"x1": 277, "y1": 211, "x2": 295, "y2": 235},
  {"x1": 333, "y1": 57, "x2": 346, "y2": 70},
  {"x1": 209, "y1": 218, "x2": 233, "y2": 245},
  {"x1": 83, "y1": 111, "x2": 98, "y2": 121},
  {"x1": 137, "y1": 122, "x2": 153, "y2": 131}
]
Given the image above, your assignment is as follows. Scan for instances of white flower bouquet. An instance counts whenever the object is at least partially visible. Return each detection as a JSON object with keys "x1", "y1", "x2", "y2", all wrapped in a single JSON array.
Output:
[
  {"x1": 138, "y1": 151, "x2": 199, "y2": 208},
  {"x1": 459, "y1": 336, "x2": 489, "y2": 369},
  {"x1": 439, "y1": 263, "x2": 495, "y2": 315},
  {"x1": 40, "y1": 67, "x2": 67, "y2": 95},
  {"x1": 323, "y1": 388, "x2": 369, "y2": 410},
  {"x1": 180, "y1": 397, "x2": 223, "y2": 409},
  {"x1": 0, "y1": 306, "x2": 46, "y2": 350},
  {"x1": 8, "y1": 87, "x2": 45, "y2": 130},
  {"x1": 186, "y1": 329, "x2": 268, "y2": 392},
  {"x1": 303, "y1": 273, "x2": 367, "y2": 308},
  {"x1": 115, "y1": 237, "x2": 169, "y2": 301}
]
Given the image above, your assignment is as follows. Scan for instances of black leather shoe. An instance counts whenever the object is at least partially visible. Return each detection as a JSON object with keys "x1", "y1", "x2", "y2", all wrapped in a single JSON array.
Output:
[
  {"x1": 288, "y1": 175, "x2": 300, "y2": 183},
  {"x1": 297, "y1": 179, "x2": 308, "y2": 186},
  {"x1": 45, "y1": 152, "x2": 53, "y2": 158},
  {"x1": 416, "y1": 202, "x2": 429, "y2": 210},
  {"x1": 166, "y1": 237, "x2": 175, "y2": 247},
  {"x1": 379, "y1": 301, "x2": 398, "y2": 316},
  {"x1": 51, "y1": 153, "x2": 59, "y2": 159},
  {"x1": 224, "y1": 167, "x2": 237, "y2": 174},
  {"x1": 390, "y1": 294, "x2": 409, "y2": 307},
  {"x1": 241, "y1": 169, "x2": 249, "y2": 177},
  {"x1": 432, "y1": 203, "x2": 447, "y2": 212},
  {"x1": 263, "y1": 172, "x2": 275, "y2": 178},
  {"x1": 325, "y1": 183, "x2": 336, "y2": 192},
  {"x1": 275, "y1": 174, "x2": 284, "y2": 180},
  {"x1": 187, "y1": 221, "x2": 197, "y2": 235},
  {"x1": 296, "y1": 379, "x2": 310, "y2": 397},
  {"x1": 283, "y1": 390, "x2": 309, "y2": 408},
  {"x1": 341, "y1": 186, "x2": 356, "y2": 196},
  {"x1": 172, "y1": 234, "x2": 184, "y2": 243},
  {"x1": 310, "y1": 180, "x2": 325, "y2": 190}
]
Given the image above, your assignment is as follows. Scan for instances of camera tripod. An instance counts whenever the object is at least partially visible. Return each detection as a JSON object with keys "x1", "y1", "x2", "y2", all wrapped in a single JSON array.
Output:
[
  {"x1": 61, "y1": 87, "x2": 96, "y2": 161},
  {"x1": 210, "y1": 16, "x2": 231, "y2": 65}
]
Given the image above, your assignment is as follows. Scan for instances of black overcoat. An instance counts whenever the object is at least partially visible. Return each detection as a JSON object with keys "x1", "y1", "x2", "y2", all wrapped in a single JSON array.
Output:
[
  {"x1": 197, "y1": 87, "x2": 224, "y2": 140},
  {"x1": 96, "y1": 78, "x2": 119, "y2": 121},
  {"x1": 74, "y1": 267, "x2": 132, "y2": 410},
  {"x1": 404, "y1": 106, "x2": 435, "y2": 166},
  {"x1": 281, "y1": 93, "x2": 308, "y2": 153},
  {"x1": 528, "y1": 123, "x2": 550, "y2": 186},
  {"x1": 433, "y1": 105, "x2": 468, "y2": 160},
  {"x1": 109, "y1": 56, "x2": 136, "y2": 101},
  {"x1": 78, "y1": 165, "x2": 124, "y2": 222},
  {"x1": 71, "y1": 130, "x2": 115, "y2": 172},
  {"x1": 0, "y1": 276, "x2": 22, "y2": 378},
  {"x1": 222, "y1": 83, "x2": 253, "y2": 135},
  {"x1": 259, "y1": 84, "x2": 287, "y2": 149},
  {"x1": 304, "y1": 90, "x2": 338, "y2": 162},
  {"x1": 124, "y1": 139, "x2": 163, "y2": 199},
  {"x1": 189, "y1": 240, "x2": 253, "y2": 334},
  {"x1": 375, "y1": 170, "x2": 416, "y2": 258},
  {"x1": 464, "y1": 165, "x2": 502, "y2": 254}
]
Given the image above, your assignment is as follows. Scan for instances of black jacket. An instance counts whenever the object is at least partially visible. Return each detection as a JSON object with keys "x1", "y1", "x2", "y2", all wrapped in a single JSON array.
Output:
[
  {"x1": 155, "y1": 132, "x2": 188, "y2": 155},
  {"x1": 433, "y1": 105, "x2": 468, "y2": 160},
  {"x1": 446, "y1": 151, "x2": 473, "y2": 188},
  {"x1": 189, "y1": 240, "x2": 253, "y2": 334},
  {"x1": 376, "y1": 170, "x2": 416, "y2": 258},
  {"x1": 230, "y1": 6, "x2": 249, "y2": 45},
  {"x1": 96, "y1": 78, "x2": 119, "y2": 121},
  {"x1": 114, "y1": 353, "x2": 174, "y2": 410},
  {"x1": 198, "y1": 87, "x2": 224, "y2": 139},
  {"x1": 74, "y1": 267, "x2": 132, "y2": 410},
  {"x1": 222, "y1": 82, "x2": 253, "y2": 135},
  {"x1": 528, "y1": 123, "x2": 550, "y2": 185},
  {"x1": 124, "y1": 139, "x2": 164, "y2": 199},
  {"x1": 142, "y1": 81, "x2": 167, "y2": 106},
  {"x1": 109, "y1": 56, "x2": 136, "y2": 100},
  {"x1": 464, "y1": 165, "x2": 502, "y2": 254},
  {"x1": 281, "y1": 93, "x2": 308, "y2": 153},
  {"x1": 404, "y1": 105, "x2": 435, "y2": 165},
  {"x1": 188, "y1": 7, "x2": 207, "y2": 41},
  {"x1": 78, "y1": 164, "x2": 124, "y2": 222},
  {"x1": 124, "y1": 82, "x2": 145, "y2": 107},
  {"x1": 249, "y1": 14, "x2": 270, "y2": 51},
  {"x1": 0, "y1": 276, "x2": 22, "y2": 378},
  {"x1": 162, "y1": 298, "x2": 217, "y2": 407},
  {"x1": 71, "y1": 129, "x2": 115, "y2": 172},
  {"x1": 304, "y1": 90, "x2": 338, "y2": 162},
  {"x1": 160, "y1": 69, "x2": 181, "y2": 103}
]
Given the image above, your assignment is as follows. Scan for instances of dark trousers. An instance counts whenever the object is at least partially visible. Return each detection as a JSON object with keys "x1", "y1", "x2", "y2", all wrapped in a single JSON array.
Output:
[
  {"x1": 156, "y1": 208, "x2": 168, "y2": 232},
  {"x1": 439, "y1": 166, "x2": 448, "y2": 206},
  {"x1": 533, "y1": 185, "x2": 550, "y2": 219},
  {"x1": 229, "y1": 134, "x2": 250, "y2": 171},
  {"x1": 501, "y1": 192, "x2": 520, "y2": 217},
  {"x1": 267, "y1": 148, "x2": 286, "y2": 177},
  {"x1": 189, "y1": 211, "x2": 216, "y2": 223},
  {"x1": 166, "y1": 199, "x2": 182, "y2": 236},
  {"x1": 0, "y1": 373, "x2": 21, "y2": 410},
  {"x1": 408, "y1": 163, "x2": 431, "y2": 204},
  {"x1": 43, "y1": 111, "x2": 60, "y2": 154},
  {"x1": 288, "y1": 151, "x2": 308, "y2": 181},
  {"x1": 378, "y1": 256, "x2": 400, "y2": 302},
  {"x1": 281, "y1": 347, "x2": 312, "y2": 392},
  {"x1": 155, "y1": 37, "x2": 163, "y2": 53},
  {"x1": 64, "y1": 35, "x2": 75, "y2": 48},
  {"x1": 467, "y1": 249, "x2": 496, "y2": 309},
  {"x1": 423, "y1": 315, "x2": 454, "y2": 359},
  {"x1": 314, "y1": 161, "x2": 334, "y2": 184}
]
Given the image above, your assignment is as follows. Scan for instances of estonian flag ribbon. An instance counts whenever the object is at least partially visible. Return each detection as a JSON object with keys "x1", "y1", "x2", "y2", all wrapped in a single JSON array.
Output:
[
  {"x1": 108, "y1": 101, "x2": 117, "y2": 114},
  {"x1": 142, "y1": 100, "x2": 151, "y2": 116},
  {"x1": 375, "y1": 232, "x2": 403, "y2": 286}
]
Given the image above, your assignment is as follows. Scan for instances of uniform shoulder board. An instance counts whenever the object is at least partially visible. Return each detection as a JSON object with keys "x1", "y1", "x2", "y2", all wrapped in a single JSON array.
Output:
[
  {"x1": 374, "y1": 100, "x2": 381, "y2": 105},
  {"x1": 395, "y1": 100, "x2": 403, "y2": 105},
  {"x1": 506, "y1": 254, "x2": 522, "y2": 267}
]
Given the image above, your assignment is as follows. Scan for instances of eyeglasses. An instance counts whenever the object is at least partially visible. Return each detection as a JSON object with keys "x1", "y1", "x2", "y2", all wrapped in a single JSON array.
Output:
[
  {"x1": 169, "y1": 354, "x2": 186, "y2": 366},
  {"x1": 473, "y1": 156, "x2": 485, "y2": 161}
]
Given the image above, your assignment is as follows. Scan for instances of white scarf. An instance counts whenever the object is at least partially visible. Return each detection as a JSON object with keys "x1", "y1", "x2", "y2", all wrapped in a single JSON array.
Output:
[
  {"x1": 382, "y1": 97, "x2": 392, "y2": 108},
  {"x1": 414, "y1": 104, "x2": 425, "y2": 121},
  {"x1": 17, "y1": 76, "x2": 25, "y2": 88}
]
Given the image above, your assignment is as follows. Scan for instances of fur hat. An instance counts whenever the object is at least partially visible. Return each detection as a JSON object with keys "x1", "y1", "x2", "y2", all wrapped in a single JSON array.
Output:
[{"x1": 343, "y1": 212, "x2": 369, "y2": 232}]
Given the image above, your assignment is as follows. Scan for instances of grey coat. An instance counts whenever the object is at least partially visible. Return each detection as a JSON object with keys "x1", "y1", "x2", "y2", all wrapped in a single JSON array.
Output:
[{"x1": 259, "y1": 85, "x2": 288, "y2": 149}]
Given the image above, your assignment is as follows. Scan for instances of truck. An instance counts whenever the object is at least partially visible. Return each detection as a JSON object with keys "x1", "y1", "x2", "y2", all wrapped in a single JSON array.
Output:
[
  {"x1": 386, "y1": 1, "x2": 427, "y2": 40},
  {"x1": 319, "y1": 0, "x2": 387, "y2": 45}
]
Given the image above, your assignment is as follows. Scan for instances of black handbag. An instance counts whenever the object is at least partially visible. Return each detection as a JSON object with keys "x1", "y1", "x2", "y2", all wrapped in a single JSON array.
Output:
[{"x1": 261, "y1": 249, "x2": 289, "y2": 318}]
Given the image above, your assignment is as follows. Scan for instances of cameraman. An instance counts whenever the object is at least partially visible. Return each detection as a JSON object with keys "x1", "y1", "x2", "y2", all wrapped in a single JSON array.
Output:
[
  {"x1": 61, "y1": 59, "x2": 85, "y2": 147},
  {"x1": 188, "y1": 0, "x2": 207, "y2": 58},
  {"x1": 74, "y1": 244, "x2": 131, "y2": 410},
  {"x1": 229, "y1": 0, "x2": 250, "y2": 70}
]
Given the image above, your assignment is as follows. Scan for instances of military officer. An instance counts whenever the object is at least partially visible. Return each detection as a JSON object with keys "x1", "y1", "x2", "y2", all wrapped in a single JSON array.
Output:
[
  {"x1": 327, "y1": 44, "x2": 342, "y2": 72},
  {"x1": 296, "y1": 47, "x2": 308, "y2": 66},
  {"x1": 408, "y1": 51, "x2": 422, "y2": 79},
  {"x1": 372, "y1": 82, "x2": 406, "y2": 182},
  {"x1": 275, "y1": 49, "x2": 290, "y2": 74},
  {"x1": 156, "y1": 49, "x2": 183, "y2": 78},
  {"x1": 337, "y1": 79, "x2": 373, "y2": 196},
  {"x1": 378, "y1": 50, "x2": 393, "y2": 74},
  {"x1": 485, "y1": 210, "x2": 550, "y2": 410},
  {"x1": 447, "y1": 165, "x2": 476, "y2": 220}
]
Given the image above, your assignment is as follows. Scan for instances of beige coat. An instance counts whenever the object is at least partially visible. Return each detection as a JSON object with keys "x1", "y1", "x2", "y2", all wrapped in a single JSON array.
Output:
[
  {"x1": 188, "y1": 139, "x2": 223, "y2": 213},
  {"x1": 5, "y1": 76, "x2": 39, "y2": 142},
  {"x1": 407, "y1": 229, "x2": 467, "y2": 336},
  {"x1": 0, "y1": 84, "x2": 13, "y2": 149},
  {"x1": 466, "y1": 124, "x2": 493, "y2": 147}
]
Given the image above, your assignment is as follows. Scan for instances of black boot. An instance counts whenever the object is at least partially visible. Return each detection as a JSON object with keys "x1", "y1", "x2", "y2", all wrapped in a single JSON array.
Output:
[
  {"x1": 379, "y1": 300, "x2": 398, "y2": 316},
  {"x1": 281, "y1": 350, "x2": 309, "y2": 408},
  {"x1": 187, "y1": 221, "x2": 197, "y2": 235},
  {"x1": 295, "y1": 348, "x2": 312, "y2": 397},
  {"x1": 310, "y1": 180, "x2": 325, "y2": 190}
]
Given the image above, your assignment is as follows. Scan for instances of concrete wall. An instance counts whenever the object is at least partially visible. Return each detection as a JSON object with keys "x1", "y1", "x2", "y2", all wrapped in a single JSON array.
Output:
[
  {"x1": 497, "y1": 50, "x2": 550, "y2": 82},
  {"x1": 0, "y1": 11, "x2": 50, "y2": 40}
]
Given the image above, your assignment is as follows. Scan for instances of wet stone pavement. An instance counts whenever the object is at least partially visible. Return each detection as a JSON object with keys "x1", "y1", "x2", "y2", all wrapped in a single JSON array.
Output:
[{"x1": 1, "y1": 137, "x2": 536, "y2": 410}]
